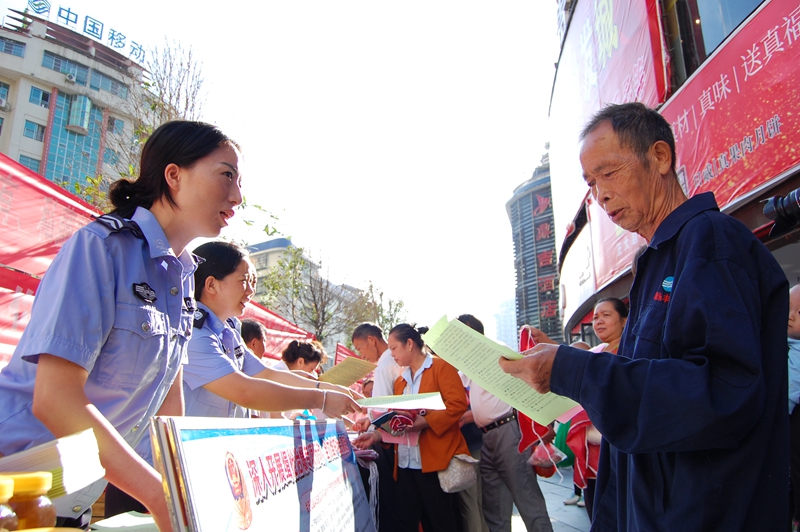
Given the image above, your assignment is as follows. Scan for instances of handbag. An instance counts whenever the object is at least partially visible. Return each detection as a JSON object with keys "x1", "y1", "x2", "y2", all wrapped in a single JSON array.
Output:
[{"x1": 437, "y1": 453, "x2": 478, "y2": 493}]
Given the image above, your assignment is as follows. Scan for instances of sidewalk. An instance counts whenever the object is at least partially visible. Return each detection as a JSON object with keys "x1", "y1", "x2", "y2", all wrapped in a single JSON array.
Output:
[{"x1": 511, "y1": 467, "x2": 591, "y2": 532}]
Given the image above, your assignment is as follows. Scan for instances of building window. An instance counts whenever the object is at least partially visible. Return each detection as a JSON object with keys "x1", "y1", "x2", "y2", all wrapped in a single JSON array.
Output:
[
  {"x1": 662, "y1": 0, "x2": 763, "y2": 87},
  {"x1": 23, "y1": 120, "x2": 46, "y2": 142},
  {"x1": 29, "y1": 87, "x2": 51, "y2": 109},
  {"x1": 108, "y1": 116, "x2": 124, "y2": 135},
  {"x1": 19, "y1": 155, "x2": 41, "y2": 173},
  {"x1": 89, "y1": 70, "x2": 128, "y2": 99},
  {"x1": 0, "y1": 36, "x2": 25, "y2": 57},
  {"x1": 0, "y1": 117, "x2": 3, "y2": 135},
  {"x1": 103, "y1": 147, "x2": 119, "y2": 165},
  {"x1": 0, "y1": 82, "x2": 9, "y2": 100},
  {"x1": 42, "y1": 51, "x2": 89, "y2": 86}
]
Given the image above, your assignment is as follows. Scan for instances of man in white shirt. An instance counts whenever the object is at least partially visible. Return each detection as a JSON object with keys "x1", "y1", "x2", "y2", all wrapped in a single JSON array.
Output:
[
  {"x1": 351, "y1": 322, "x2": 404, "y2": 532},
  {"x1": 457, "y1": 314, "x2": 552, "y2": 532},
  {"x1": 352, "y1": 323, "x2": 403, "y2": 398}
]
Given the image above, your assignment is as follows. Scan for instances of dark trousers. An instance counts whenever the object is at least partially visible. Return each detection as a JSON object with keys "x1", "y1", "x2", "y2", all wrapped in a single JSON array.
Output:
[
  {"x1": 358, "y1": 442, "x2": 403, "y2": 532},
  {"x1": 396, "y1": 467, "x2": 460, "y2": 532},
  {"x1": 104, "y1": 483, "x2": 147, "y2": 517},
  {"x1": 585, "y1": 478, "x2": 597, "y2": 522},
  {"x1": 56, "y1": 507, "x2": 92, "y2": 530},
  {"x1": 791, "y1": 407, "x2": 800, "y2": 521}
]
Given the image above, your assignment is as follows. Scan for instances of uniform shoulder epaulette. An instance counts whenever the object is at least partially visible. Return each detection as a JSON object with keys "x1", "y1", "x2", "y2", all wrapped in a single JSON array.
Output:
[
  {"x1": 95, "y1": 213, "x2": 144, "y2": 239},
  {"x1": 193, "y1": 308, "x2": 208, "y2": 329}
]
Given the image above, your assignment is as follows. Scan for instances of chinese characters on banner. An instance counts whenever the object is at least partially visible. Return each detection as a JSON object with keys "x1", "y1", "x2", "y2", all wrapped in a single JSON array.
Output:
[
  {"x1": 151, "y1": 417, "x2": 376, "y2": 532},
  {"x1": 548, "y1": 0, "x2": 667, "y2": 292},
  {"x1": 30, "y1": 2, "x2": 146, "y2": 63},
  {"x1": 532, "y1": 193, "x2": 560, "y2": 331},
  {"x1": 660, "y1": 0, "x2": 800, "y2": 209}
]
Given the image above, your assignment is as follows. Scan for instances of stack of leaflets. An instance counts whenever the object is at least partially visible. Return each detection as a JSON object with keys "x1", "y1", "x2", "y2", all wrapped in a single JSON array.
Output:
[{"x1": 0, "y1": 428, "x2": 105, "y2": 499}]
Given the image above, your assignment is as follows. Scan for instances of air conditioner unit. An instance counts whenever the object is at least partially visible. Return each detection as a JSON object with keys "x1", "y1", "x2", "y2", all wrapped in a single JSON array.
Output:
[
  {"x1": 65, "y1": 73, "x2": 76, "y2": 83},
  {"x1": 0, "y1": 98, "x2": 7, "y2": 111}
]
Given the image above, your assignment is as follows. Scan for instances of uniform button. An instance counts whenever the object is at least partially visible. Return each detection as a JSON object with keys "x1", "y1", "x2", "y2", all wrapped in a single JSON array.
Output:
[
  {"x1": 73, "y1": 505, "x2": 82, "y2": 513},
  {"x1": 171, "y1": 335, "x2": 177, "y2": 341},
  {"x1": 142, "y1": 322, "x2": 151, "y2": 332},
  {"x1": 170, "y1": 287, "x2": 179, "y2": 296},
  {"x1": 132, "y1": 425, "x2": 139, "y2": 432}
]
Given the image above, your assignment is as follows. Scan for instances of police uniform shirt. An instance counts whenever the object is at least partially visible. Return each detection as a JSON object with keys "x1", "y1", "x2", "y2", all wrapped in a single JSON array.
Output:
[
  {"x1": 183, "y1": 303, "x2": 267, "y2": 418},
  {"x1": 0, "y1": 207, "x2": 197, "y2": 518}
]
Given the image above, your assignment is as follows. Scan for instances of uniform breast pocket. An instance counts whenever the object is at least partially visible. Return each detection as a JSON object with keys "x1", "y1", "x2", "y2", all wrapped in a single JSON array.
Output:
[
  {"x1": 95, "y1": 304, "x2": 168, "y2": 389},
  {"x1": 630, "y1": 304, "x2": 667, "y2": 357}
]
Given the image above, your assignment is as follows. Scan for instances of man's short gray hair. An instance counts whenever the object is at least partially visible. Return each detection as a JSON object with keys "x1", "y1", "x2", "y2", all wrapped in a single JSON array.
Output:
[{"x1": 580, "y1": 102, "x2": 676, "y2": 174}]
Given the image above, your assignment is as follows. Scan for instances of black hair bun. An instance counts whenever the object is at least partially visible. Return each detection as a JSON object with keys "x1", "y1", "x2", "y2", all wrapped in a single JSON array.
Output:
[{"x1": 416, "y1": 326, "x2": 429, "y2": 335}]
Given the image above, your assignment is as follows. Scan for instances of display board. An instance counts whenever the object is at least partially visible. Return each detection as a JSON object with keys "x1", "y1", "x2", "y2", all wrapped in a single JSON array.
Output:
[{"x1": 151, "y1": 416, "x2": 375, "y2": 532}]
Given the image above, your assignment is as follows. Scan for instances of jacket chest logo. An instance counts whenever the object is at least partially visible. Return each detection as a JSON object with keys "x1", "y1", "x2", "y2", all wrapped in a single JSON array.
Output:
[{"x1": 652, "y1": 276, "x2": 674, "y2": 303}]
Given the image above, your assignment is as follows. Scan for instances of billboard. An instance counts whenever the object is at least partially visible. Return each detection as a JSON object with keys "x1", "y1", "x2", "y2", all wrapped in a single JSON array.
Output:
[{"x1": 660, "y1": 0, "x2": 800, "y2": 208}]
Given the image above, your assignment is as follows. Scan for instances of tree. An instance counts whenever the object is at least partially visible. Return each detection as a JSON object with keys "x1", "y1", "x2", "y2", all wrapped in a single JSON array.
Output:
[
  {"x1": 362, "y1": 282, "x2": 406, "y2": 335},
  {"x1": 105, "y1": 38, "x2": 206, "y2": 180},
  {"x1": 261, "y1": 247, "x2": 402, "y2": 344}
]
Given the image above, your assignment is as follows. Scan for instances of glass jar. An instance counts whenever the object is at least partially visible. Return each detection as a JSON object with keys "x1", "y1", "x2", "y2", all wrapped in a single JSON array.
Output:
[
  {"x1": 6, "y1": 472, "x2": 55, "y2": 529},
  {"x1": 0, "y1": 475, "x2": 18, "y2": 531}
]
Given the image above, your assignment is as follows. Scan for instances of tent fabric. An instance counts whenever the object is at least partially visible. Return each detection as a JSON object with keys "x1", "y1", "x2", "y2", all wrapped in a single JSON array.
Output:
[
  {"x1": 334, "y1": 343, "x2": 358, "y2": 365},
  {"x1": 0, "y1": 153, "x2": 313, "y2": 368}
]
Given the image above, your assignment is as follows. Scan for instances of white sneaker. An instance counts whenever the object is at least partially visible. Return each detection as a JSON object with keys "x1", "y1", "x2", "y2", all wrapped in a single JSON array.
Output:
[
  {"x1": 563, "y1": 494, "x2": 581, "y2": 505},
  {"x1": 577, "y1": 497, "x2": 586, "y2": 507}
]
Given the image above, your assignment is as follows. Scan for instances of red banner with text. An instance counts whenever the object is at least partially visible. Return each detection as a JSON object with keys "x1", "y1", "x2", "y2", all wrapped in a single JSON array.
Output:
[{"x1": 660, "y1": 0, "x2": 800, "y2": 207}]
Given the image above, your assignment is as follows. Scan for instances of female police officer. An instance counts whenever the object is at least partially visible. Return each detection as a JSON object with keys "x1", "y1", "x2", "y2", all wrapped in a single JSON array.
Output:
[{"x1": 0, "y1": 121, "x2": 243, "y2": 530}]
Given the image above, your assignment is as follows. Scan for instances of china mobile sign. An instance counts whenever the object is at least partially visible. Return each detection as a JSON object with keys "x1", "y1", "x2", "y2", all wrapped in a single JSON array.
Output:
[
  {"x1": 660, "y1": 0, "x2": 800, "y2": 208},
  {"x1": 25, "y1": 0, "x2": 146, "y2": 63}
]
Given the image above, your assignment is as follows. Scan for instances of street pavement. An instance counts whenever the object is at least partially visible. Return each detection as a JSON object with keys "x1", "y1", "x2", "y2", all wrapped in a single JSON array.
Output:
[{"x1": 511, "y1": 467, "x2": 591, "y2": 532}]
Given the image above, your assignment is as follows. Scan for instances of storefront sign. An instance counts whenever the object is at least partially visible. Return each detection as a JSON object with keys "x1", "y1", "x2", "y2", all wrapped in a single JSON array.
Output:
[{"x1": 660, "y1": 0, "x2": 800, "y2": 208}]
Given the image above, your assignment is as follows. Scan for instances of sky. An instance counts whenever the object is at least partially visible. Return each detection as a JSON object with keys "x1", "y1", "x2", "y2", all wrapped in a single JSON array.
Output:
[{"x1": 1, "y1": 0, "x2": 560, "y2": 340}]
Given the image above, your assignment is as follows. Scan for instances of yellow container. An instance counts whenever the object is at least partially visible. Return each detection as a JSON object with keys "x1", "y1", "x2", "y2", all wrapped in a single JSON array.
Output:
[
  {"x1": 0, "y1": 475, "x2": 19, "y2": 531},
  {"x1": 5, "y1": 473, "x2": 55, "y2": 529}
]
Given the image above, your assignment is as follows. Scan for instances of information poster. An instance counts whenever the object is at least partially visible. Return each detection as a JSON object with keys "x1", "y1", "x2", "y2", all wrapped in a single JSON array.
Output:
[{"x1": 151, "y1": 417, "x2": 375, "y2": 532}]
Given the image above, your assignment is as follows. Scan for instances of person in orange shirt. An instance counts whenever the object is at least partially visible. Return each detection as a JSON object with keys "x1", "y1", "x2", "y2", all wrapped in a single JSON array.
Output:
[{"x1": 355, "y1": 323, "x2": 468, "y2": 532}]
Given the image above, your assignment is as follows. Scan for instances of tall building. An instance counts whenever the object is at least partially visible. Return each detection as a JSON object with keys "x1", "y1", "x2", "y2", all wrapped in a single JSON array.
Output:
[
  {"x1": 506, "y1": 151, "x2": 563, "y2": 343},
  {"x1": 0, "y1": 9, "x2": 143, "y2": 190}
]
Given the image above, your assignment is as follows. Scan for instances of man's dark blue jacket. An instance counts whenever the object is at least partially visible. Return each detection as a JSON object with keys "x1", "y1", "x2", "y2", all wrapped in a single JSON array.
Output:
[{"x1": 552, "y1": 193, "x2": 789, "y2": 531}]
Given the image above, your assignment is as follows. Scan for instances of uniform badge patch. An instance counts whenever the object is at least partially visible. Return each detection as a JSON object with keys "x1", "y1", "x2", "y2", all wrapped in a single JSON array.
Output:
[
  {"x1": 132, "y1": 282, "x2": 157, "y2": 303},
  {"x1": 233, "y1": 345, "x2": 245, "y2": 358},
  {"x1": 184, "y1": 297, "x2": 197, "y2": 313},
  {"x1": 193, "y1": 308, "x2": 208, "y2": 329}
]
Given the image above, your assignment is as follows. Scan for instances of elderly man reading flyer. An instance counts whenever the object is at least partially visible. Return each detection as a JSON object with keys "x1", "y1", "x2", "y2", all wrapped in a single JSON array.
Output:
[{"x1": 500, "y1": 102, "x2": 789, "y2": 531}]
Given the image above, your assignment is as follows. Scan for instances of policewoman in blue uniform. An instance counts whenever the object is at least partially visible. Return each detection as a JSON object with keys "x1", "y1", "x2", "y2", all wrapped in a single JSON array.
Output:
[
  {"x1": 103, "y1": 240, "x2": 363, "y2": 518},
  {"x1": 0, "y1": 121, "x2": 245, "y2": 531},
  {"x1": 182, "y1": 240, "x2": 361, "y2": 418}
]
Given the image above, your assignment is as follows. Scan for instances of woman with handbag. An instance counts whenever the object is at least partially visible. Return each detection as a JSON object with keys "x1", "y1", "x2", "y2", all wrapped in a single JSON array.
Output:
[{"x1": 354, "y1": 323, "x2": 469, "y2": 532}]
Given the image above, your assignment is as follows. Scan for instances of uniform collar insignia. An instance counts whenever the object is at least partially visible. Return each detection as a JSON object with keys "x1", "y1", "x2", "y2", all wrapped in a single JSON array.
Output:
[{"x1": 193, "y1": 308, "x2": 208, "y2": 329}]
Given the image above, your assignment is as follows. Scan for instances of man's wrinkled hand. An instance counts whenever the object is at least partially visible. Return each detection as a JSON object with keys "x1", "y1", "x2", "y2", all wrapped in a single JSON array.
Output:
[{"x1": 498, "y1": 343, "x2": 559, "y2": 394}]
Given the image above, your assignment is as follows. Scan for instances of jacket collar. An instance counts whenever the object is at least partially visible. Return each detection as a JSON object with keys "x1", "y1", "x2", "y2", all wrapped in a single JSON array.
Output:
[{"x1": 649, "y1": 192, "x2": 719, "y2": 250}]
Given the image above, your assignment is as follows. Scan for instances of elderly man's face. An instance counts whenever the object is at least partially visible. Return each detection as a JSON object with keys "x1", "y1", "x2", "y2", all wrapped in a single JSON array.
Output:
[{"x1": 580, "y1": 121, "x2": 663, "y2": 239}]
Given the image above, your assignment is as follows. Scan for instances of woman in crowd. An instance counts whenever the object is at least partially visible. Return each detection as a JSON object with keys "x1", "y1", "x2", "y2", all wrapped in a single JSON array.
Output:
[
  {"x1": 354, "y1": 323, "x2": 468, "y2": 532},
  {"x1": 567, "y1": 297, "x2": 628, "y2": 520},
  {"x1": 0, "y1": 121, "x2": 244, "y2": 530},
  {"x1": 273, "y1": 339, "x2": 326, "y2": 375},
  {"x1": 522, "y1": 297, "x2": 628, "y2": 520}
]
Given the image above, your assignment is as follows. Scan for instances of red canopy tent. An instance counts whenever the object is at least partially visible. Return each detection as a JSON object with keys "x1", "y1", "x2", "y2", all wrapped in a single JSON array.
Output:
[
  {"x1": 242, "y1": 302, "x2": 314, "y2": 362},
  {"x1": 334, "y1": 343, "x2": 358, "y2": 365},
  {"x1": 0, "y1": 152, "x2": 312, "y2": 368}
]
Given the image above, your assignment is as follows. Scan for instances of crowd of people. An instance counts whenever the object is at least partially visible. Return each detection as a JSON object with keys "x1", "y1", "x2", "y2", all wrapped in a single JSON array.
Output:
[{"x1": 0, "y1": 101, "x2": 797, "y2": 532}]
